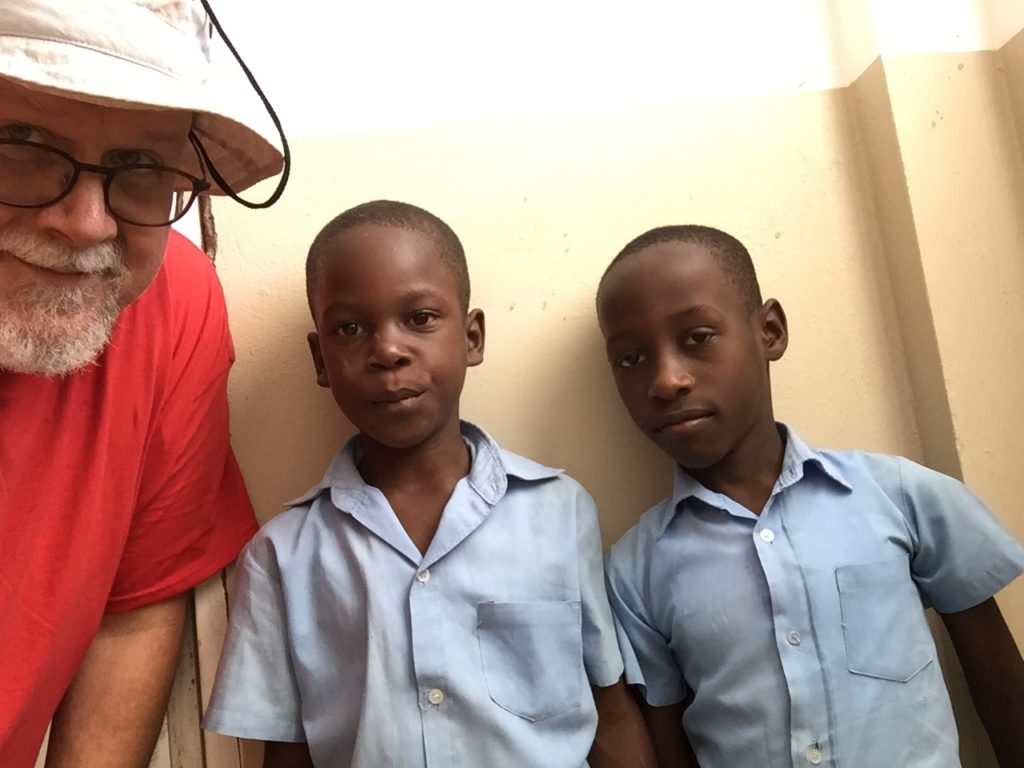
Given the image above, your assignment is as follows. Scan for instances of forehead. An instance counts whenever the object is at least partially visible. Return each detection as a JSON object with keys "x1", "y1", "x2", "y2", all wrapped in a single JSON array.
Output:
[
  {"x1": 598, "y1": 242, "x2": 748, "y2": 333},
  {"x1": 315, "y1": 224, "x2": 457, "y2": 299},
  {"x1": 0, "y1": 77, "x2": 192, "y2": 153}
]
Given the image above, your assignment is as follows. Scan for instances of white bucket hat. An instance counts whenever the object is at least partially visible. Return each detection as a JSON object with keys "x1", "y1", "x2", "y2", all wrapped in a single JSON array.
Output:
[{"x1": 0, "y1": 0, "x2": 284, "y2": 194}]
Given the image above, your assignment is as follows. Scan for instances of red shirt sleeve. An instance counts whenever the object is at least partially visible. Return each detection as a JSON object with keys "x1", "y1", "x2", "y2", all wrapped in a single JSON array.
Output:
[{"x1": 105, "y1": 232, "x2": 258, "y2": 612}]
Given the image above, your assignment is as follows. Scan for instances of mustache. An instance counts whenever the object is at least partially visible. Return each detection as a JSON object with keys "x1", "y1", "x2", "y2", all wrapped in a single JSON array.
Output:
[{"x1": 0, "y1": 229, "x2": 125, "y2": 276}]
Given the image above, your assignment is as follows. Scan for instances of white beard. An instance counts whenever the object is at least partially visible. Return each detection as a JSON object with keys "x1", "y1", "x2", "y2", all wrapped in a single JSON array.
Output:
[{"x1": 0, "y1": 230, "x2": 127, "y2": 377}]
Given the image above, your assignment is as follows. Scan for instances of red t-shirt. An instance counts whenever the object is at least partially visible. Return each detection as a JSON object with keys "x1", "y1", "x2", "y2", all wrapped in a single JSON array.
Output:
[{"x1": 0, "y1": 230, "x2": 258, "y2": 766}]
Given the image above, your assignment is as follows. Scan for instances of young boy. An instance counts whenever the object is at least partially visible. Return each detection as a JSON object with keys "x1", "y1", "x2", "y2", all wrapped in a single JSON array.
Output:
[
  {"x1": 205, "y1": 200, "x2": 654, "y2": 767},
  {"x1": 596, "y1": 225, "x2": 1024, "y2": 768}
]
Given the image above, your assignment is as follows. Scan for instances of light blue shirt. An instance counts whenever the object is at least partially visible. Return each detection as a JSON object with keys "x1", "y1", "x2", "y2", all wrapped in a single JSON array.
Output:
[
  {"x1": 606, "y1": 426, "x2": 1024, "y2": 768},
  {"x1": 205, "y1": 422, "x2": 623, "y2": 767}
]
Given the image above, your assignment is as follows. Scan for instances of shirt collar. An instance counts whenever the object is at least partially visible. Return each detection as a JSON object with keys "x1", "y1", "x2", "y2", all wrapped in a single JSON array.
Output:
[
  {"x1": 653, "y1": 423, "x2": 853, "y2": 538},
  {"x1": 284, "y1": 420, "x2": 562, "y2": 510}
]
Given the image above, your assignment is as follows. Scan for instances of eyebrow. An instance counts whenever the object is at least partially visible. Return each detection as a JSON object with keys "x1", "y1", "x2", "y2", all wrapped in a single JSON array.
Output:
[
  {"x1": 5, "y1": 98, "x2": 189, "y2": 151},
  {"x1": 603, "y1": 304, "x2": 724, "y2": 346},
  {"x1": 319, "y1": 285, "x2": 450, "y2": 313}
]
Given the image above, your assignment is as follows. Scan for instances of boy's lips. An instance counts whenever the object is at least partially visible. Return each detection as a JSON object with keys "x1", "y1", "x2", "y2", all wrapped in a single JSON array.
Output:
[
  {"x1": 652, "y1": 408, "x2": 714, "y2": 434},
  {"x1": 371, "y1": 388, "x2": 424, "y2": 406}
]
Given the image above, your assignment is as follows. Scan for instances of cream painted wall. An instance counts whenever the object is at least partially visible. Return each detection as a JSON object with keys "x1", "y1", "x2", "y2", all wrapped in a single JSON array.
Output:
[
  {"x1": 214, "y1": 90, "x2": 920, "y2": 544},
  {"x1": 189, "y1": 1, "x2": 1022, "y2": 766},
  {"x1": 882, "y1": 48, "x2": 1024, "y2": 656}
]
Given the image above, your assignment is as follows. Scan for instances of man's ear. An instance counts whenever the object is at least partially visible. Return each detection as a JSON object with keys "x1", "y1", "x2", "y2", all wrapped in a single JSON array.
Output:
[
  {"x1": 760, "y1": 299, "x2": 788, "y2": 362},
  {"x1": 307, "y1": 331, "x2": 331, "y2": 387},
  {"x1": 465, "y1": 309, "x2": 485, "y2": 367}
]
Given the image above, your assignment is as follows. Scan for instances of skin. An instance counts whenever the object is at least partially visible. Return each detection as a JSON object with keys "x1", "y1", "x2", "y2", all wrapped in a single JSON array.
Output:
[
  {"x1": 598, "y1": 242, "x2": 788, "y2": 765},
  {"x1": 598, "y1": 242, "x2": 788, "y2": 516},
  {"x1": 44, "y1": 595, "x2": 186, "y2": 768},
  {"x1": 263, "y1": 742, "x2": 313, "y2": 768},
  {"x1": 0, "y1": 76, "x2": 192, "y2": 313},
  {"x1": 295, "y1": 224, "x2": 654, "y2": 768},
  {"x1": 637, "y1": 700, "x2": 696, "y2": 768},
  {"x1": 0, "y1": 77, "x2": 196, "y2": 765},
  {"x1": 306, "y1": 224, "x2": 485, "y2": 555},
  {"x1": 599, "y1": 241, "x2": 1024, "y2": 766},
  {"x1": 941, "y1": 598, "x2": 1024, "y2": 766}
]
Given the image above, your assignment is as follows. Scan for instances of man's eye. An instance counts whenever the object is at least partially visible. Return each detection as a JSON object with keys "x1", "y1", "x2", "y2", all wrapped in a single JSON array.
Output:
[
  {"x1": 410, "y1": 311, "x2": 436, "y2": 327},
  {"x1": 107, "y1": 149, "x2": 158, "y2": 167},
  {"x1": 617, "y1": 351, "x2": 645, "y2": 369},
  {"x1": 337, "y1": 322, "x2": 363, "y2": 337},
  {"x1": 0, "y1": 123, "x2": 41, "y2": 142}
]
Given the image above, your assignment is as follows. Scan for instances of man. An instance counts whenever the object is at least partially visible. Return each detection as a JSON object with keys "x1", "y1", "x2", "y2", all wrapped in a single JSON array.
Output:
[{"x1": 0, "y1": 1, "x2": 285, "y2": 765}]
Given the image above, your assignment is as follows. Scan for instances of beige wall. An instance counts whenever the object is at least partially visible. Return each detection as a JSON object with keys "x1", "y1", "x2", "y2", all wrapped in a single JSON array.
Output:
[
  {"x1": 208, "y1": 49, "x2": 1022, "y2": 768},
  {"x1": 215, "y1": 90, "x2": 922, "y2": 540},
  {"x1": 184, "y1": 7, "x2": 1024, "y2": 768},
  {"x1": 34, "y1": 4, "x2": 1024, "y2": 766}
]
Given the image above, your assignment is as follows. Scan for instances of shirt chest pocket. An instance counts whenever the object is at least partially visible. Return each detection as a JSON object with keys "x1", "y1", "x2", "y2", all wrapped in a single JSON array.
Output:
[
  {"x1": 477, "y1": 600, "x2": 583, "y2": 722},
  {"x1": 835, "y1": 557, "x2": 935, "y2": 682}
]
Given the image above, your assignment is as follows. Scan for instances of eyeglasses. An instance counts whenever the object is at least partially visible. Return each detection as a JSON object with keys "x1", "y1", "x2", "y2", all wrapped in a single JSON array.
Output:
[{"x1": 0, "y1": 139, "x2": 211, "y2": 227}]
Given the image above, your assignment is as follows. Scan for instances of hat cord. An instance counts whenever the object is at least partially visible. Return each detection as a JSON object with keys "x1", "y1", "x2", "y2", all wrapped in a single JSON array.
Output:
[{"x1": 192, "y1": 0, "x2": 291, "y2": 208}]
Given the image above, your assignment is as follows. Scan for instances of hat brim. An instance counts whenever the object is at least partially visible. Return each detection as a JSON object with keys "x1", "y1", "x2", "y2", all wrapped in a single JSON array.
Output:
[{"x1": 0, "y1": 36, "x2": 283, "y2": 195}]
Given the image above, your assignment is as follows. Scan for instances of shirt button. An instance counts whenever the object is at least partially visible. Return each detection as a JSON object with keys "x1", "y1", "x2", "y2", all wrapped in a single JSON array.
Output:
[
  {"x1": 806, "y1": 745, "x2": 823, "y2": 765},
  {"x1": 759, "y1": 528, "x2": 776, "y2": 543},
  {"x1": 786, "y1": 629, "x2": 802, "y2": 646},
  {"x1": 427, "y1": 688, "x2": 445, "y2": 705},
  {"x1": 416, "y1": 568, "x2": 431, "y2": 583}
]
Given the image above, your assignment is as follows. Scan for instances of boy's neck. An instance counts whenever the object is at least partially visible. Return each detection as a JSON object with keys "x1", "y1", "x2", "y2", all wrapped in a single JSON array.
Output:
[
  {"x1": 687, "y1": 417, "x2": 786, "y2": 516},
  {"x1": 357, "y1": 421, "x2": 471, "y2": 555}
]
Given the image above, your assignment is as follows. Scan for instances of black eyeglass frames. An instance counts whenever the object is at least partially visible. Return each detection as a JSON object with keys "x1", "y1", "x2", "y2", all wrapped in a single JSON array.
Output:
[{"x1": 0, "y1": 139, "x2": 211, "y2": 227}]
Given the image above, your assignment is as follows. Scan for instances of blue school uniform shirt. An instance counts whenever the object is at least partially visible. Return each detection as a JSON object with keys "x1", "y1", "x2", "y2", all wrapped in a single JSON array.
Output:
[
  {"x1": 605, "y1": 426, "x2": 1024, "y2": 768},
  {"x1": 204, "y1": 421, "x2": 623, "y2": 767}
]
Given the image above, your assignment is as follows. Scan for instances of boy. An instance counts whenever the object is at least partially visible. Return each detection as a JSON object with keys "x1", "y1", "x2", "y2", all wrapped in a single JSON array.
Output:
[
  {"x1": 205, "y1": 200, "x2": 654, "y2": 767},
  {"x1": 596, "y1": 224, "x2": 1024, "y2": 768}
]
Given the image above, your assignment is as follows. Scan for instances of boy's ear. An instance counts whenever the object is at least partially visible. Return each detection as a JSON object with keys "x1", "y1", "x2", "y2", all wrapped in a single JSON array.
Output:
[
  {"x1": 307, "y1": 331, "x2": 331, "y2": 388},
  {"x1": 759, "y1": 298, "x2": 788, "y2": 362},
  {"x1": 465, "y1": 308, "x2": 485, "y2": 367}
]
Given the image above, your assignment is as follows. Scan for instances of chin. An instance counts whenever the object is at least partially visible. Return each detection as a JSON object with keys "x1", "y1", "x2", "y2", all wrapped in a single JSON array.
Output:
[
  {"x1": 660, "y1": 443, "x2": 727, "y2": 473},
  {"x1": 0, "y1": 282, "x2": 122, "y2": 376}
]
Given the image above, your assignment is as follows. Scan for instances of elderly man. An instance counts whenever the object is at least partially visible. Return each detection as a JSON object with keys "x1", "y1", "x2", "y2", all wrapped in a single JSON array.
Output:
[{"x1": 0, "y1": 1, "x2": 284, "y2": 765}]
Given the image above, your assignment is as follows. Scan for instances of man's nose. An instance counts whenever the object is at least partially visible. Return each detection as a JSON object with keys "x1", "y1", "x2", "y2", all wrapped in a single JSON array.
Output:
[{"x1": 33, "y1": 173, "x2": 119, "y2": 248}]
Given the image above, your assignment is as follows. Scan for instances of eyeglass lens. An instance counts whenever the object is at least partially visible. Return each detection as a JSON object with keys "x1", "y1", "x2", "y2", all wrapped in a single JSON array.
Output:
[{"x1": 0, "y1": 141, "x2": 196, "y2": 226}]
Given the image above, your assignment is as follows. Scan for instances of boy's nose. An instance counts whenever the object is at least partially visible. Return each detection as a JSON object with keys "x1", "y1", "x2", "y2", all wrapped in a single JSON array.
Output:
[
  {"x1": 648, "y1": 355, "x2": 695, "y2": 401},
  {"x1": 368, "y1": 328, "x2": 412, "y2": 370}
]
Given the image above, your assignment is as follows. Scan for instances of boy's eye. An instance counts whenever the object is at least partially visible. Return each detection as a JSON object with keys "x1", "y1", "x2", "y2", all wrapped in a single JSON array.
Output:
[
  {"x1": 685, "y1": 330, "x2": 716, "y2": 346},
  {"x1": 337, "y1": 322, "x2": 363, "y2": 337},
  {"x1": 616, "y1": 351, "x2": 645, "y2": 369},
  {"x1": 410, "y1": 310, "x2": 437, "y2": 327}
]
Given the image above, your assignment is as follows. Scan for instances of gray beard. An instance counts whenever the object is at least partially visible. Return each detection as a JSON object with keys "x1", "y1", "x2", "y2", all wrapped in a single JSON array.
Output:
[
  {"x1": 0, "y1": 276, "x2": 125, "y2": 376},
  {"x1": 0, "y1": 233, "x2": 127, "y2": 377}
]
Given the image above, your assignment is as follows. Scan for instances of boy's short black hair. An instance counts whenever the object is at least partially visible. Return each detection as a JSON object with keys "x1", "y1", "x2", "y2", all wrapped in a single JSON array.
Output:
[
  {"x1": 306, "y1": 200, "x2": 471, "y2": 313},
  {"x1": 601, "y1": 224, "x2": 763, "y2": 312}
]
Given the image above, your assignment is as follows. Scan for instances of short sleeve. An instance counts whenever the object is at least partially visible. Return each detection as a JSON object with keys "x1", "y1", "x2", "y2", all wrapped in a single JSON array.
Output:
[
  {"x1": 894, "y1": 457, "x2": 1024, "y2": 613},
  {"x1": 106, "y1": 233, "x2": 257, "y2": 611},
  {"x1": 605, "y1": 530, "x2": 689, "y2": 707},
  {"x1": 203, "y1": 539, "x2": 305, "y2": 742},
  {"x1": 574, "y1": 485, "x2": 625, "y2": 688}
]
